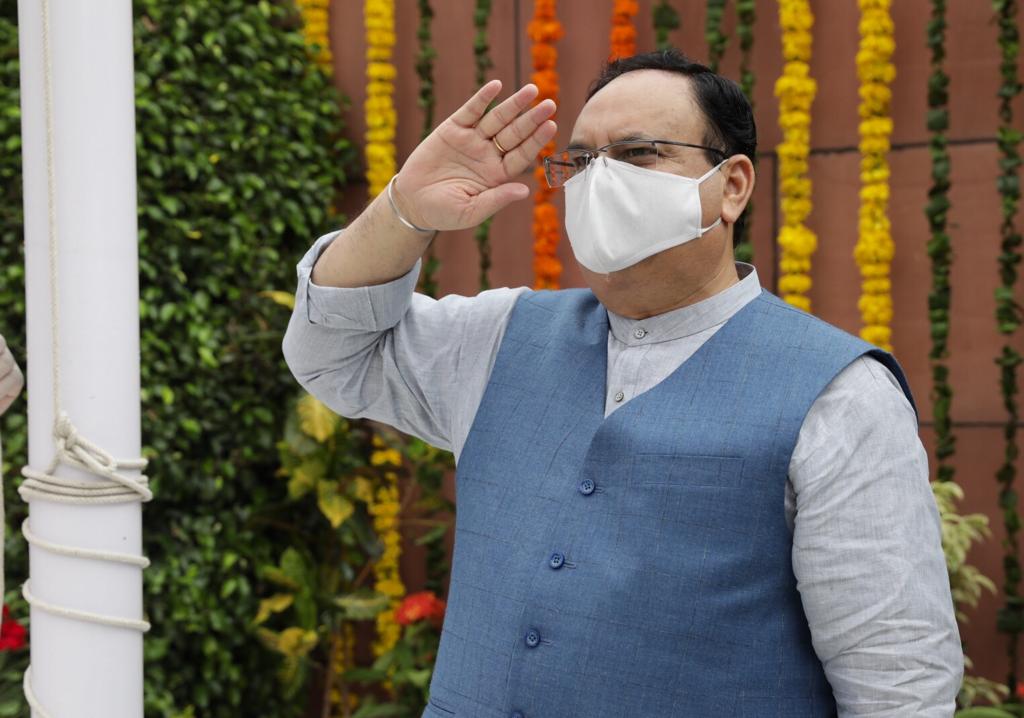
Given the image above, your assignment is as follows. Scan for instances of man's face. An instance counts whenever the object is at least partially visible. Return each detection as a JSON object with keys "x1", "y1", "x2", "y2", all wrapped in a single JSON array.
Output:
[
  {"x1": 569, "y1": 69, "x2": 723, "y2": 214},
  {"x1": 566, "y1": 69, "x2": 734, "y2": 310}
]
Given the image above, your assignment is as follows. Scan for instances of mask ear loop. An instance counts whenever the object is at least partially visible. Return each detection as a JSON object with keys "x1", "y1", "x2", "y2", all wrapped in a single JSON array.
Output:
[
  {"x1": 695, "y1": 157, "x2": 731, "y2": 236},
  {"x1": 697, "y1": 216, "x2": 723, "y2": 237}
]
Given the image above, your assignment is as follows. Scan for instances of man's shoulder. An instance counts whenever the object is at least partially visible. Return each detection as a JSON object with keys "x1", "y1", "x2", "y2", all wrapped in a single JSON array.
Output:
[
  {"x1": 514, "y1": 287, "x2": 596, "y2": 312},
  {"x1": 752, "y1": 291, "x2": 870, "y2": 349},
  {"x1": 750, "y1": 291, "x2": 916, "y2": 415}
]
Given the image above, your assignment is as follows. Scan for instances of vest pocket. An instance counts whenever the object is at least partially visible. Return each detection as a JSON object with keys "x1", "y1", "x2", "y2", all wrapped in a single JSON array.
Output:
[{"x1": 633, "y1": 453, "x2": 745, "y2": 490}]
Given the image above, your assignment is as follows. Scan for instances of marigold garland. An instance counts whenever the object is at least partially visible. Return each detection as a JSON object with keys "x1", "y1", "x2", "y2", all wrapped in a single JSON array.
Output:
[
  {"x1": 774, "y1": 0, "x2": 817, "y2": 313},
  {"x1": 369, "y1": 438, "x2": 405, "y2": 658},
  {"x1": 528, "y1": 0, "x2": 564, "y2": 289},
  {"x1": 297, "y1": 0, "x2": 333, "y2": 73},
  {"x1": 328, "y1": 624, "x2": 358, "y2": 715},
  {"x1": 853, "y1": 0, "x2": 896, "y2": 350},
  {"x1": 365, "y1": 0, "x2": 397, "y2": 197},
  {"x1": 609, "y1": 0, "x2": 639, "y2": 61}
]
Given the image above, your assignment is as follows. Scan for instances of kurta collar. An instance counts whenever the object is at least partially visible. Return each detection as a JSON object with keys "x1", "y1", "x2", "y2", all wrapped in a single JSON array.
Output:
[{"x1": 606, "y1": 262, "x2": 762, "y2": 346}]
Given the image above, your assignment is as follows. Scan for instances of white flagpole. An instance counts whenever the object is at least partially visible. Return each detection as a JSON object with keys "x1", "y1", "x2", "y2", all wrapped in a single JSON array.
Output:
[{"x1": 17, "y1": 0, "x2": 145, "y2": 715}]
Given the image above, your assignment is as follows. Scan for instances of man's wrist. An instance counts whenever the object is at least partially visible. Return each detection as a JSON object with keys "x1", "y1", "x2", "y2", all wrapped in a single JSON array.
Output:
[{"x1": 386, "y1": 176, "x2": 436, "y2": 235}]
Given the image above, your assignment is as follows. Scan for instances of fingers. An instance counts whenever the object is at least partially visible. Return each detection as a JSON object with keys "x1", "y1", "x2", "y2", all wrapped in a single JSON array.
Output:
[
  {"x1": 0, "y1": 346, "x2": 12, "y2": 376},
  {"x1": 492, "y1": 99, "x2": 556, "y2": 158},
  {"x1": 501, "y1": 119, "x2": 559, "y2": 176},
  {"x1": 449, "y1": 79, "x2": 504, "y2": 128},
  {"x1": 475, "y1": 83, "x2": 540, "y2": 139},
  {"x1": 471, "y1": 182, "x2": 531, "y2": 222}
]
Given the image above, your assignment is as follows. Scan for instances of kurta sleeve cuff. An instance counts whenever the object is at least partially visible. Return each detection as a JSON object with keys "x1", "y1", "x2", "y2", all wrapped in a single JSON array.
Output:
[{"x1": 296, "y1": 231, "x2": 422, "y2": 331}]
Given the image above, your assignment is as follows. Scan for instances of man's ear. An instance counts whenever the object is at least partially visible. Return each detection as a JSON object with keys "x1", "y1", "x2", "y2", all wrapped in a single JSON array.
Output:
[{"x1": 720, "y1": 155, "x2": 755, "y2": 226}]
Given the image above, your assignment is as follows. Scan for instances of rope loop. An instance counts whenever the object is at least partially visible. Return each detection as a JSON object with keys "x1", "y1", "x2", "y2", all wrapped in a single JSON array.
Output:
[{"x1": 19, "y1": 411, "x2": 151, "y2": 505}]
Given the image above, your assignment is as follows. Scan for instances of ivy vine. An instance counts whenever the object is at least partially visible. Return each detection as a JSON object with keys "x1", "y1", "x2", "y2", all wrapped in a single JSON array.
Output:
[
  {"x1": 473, "y1": 0, "x2": 494, "y2": 291},
  {"x1": 416, "y1": 0, "x2": 441, "y2": 299},
  {"x1": 705, "y1": 0, "x2": 728, "y2": 73},
  {"x1": 734, "y1": 0, "x2": 755, "y2": 263},
  {"x1": 653, "y1": 0, "x2": 680, "y2": 51},
  {"x1": 993, "y1": 0, "x2": 1024, "y2": 689},
  {"x1": 926, "y1": 0, "x2": 953, "y2": 484}
]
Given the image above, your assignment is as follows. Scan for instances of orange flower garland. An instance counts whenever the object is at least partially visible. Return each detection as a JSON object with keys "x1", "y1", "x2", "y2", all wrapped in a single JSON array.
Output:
[
  {"x1": 609, "y1": 0, "x2": 639, "y2": 60},
  {"x1": 528, "y1": 0, "x2": 564, "y2": 290}
]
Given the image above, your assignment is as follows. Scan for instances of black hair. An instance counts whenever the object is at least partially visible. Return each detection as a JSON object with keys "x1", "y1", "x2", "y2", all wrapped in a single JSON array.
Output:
[{"x1": 587, "y1": 49, "x2": 757, "y2": 248}]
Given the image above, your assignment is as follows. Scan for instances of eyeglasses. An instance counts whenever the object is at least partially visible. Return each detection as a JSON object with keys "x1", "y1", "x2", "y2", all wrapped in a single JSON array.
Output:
[{"x1": 543, "y1": 139, "x2": 728, "y2": 188}]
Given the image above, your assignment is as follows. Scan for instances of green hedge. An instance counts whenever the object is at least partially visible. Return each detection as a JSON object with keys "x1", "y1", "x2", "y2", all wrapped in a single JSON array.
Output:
[{"x1": 0, "y1": 1, "x2": 356, "y2": 715}]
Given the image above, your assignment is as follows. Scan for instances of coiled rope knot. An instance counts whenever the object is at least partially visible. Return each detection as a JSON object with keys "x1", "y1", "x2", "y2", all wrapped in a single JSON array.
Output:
[
  {"x1": 20, "y1": 411, "x2": 151, "y2": 505},
  {"x1": 18, "y1": 412, "x2": 153, "y2": 717}
]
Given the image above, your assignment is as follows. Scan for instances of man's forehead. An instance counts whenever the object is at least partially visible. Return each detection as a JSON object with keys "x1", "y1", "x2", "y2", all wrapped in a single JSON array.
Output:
[{"x1": 570, "y1": 70, "x2": 701, "y2": 147}]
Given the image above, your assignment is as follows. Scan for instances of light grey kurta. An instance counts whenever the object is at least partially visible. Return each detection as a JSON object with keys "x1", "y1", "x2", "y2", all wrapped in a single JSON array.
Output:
[{"x1": 283, "y1": 231, "x2": 963, "y2": 717}]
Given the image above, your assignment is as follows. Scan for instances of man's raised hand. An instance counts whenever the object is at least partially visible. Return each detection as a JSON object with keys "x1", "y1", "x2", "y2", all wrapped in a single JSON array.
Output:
[{"x1": 390, "y1": 81, "x2": 557, "y2": 232}]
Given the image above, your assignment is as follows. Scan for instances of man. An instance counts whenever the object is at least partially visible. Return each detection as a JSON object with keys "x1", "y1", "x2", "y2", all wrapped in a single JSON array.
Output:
[
  {"x1": 0, "y1": 334, "x2": 23, "y2": 417},
  {"x1": 284, "y1": 51, "x2": 961, "y2": 716}
]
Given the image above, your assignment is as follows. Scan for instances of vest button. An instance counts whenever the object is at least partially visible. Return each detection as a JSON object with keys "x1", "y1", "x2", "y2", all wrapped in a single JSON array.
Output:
[
  {"x1": 578, "y1": 478, "x2": 596, "y2": 496},
  {"x1": 524, "y1": 629, "x2": 541, "y2": 648},
  {"x1": 548, "y1": 552, "x2": 565, "y2": 569}
]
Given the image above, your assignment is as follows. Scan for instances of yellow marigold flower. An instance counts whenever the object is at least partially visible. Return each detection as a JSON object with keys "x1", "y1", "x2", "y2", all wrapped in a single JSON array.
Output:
[
  {"x1": 370, "y1": 448, "x2": 403, "y2": 466},
  {"x1": 779, "y1": 275, "x2": 813, "y2": 295}
]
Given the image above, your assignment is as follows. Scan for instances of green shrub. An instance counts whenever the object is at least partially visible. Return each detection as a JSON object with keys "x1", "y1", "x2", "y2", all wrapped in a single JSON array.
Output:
[{"x1": 0, "y1": 1, "x2": 356, "y2": 714}]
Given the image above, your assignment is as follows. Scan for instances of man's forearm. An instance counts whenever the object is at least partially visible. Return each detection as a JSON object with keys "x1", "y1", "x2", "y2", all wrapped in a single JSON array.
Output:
[{"x1": 311, "y1": 181, "x2": 435, "y2": 289}]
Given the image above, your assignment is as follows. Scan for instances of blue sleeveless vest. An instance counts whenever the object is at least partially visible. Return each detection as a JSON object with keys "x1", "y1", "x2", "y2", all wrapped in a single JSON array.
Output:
[{"x1": 424, "y1": 290, "x2": 913, "y2": 718}]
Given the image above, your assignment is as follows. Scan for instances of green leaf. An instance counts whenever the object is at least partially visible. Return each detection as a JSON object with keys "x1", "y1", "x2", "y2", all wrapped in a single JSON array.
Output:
[
  {"x1": 317, "y1": 480, "x2": 354, "y2": 528},
  {"x1": 288, "y1": 459, "x2": 324, "y2": 499},
  {"x1": 259, "y1": 289, "x2": 295, "y2": 310},
  {"x1": 254, "y1": 593, "x2": 294, "y2": 625},
  {"x1": 334, "y1": 590, "x2": 390, "y2": 620},
  {"x1": 297, "y1": 393, "x2": 338, "y2": 442}
]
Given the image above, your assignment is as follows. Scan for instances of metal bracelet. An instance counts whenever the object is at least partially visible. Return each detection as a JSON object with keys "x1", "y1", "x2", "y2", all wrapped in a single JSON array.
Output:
[{"x1": 386, "y1": 176, "x2": 436, "y2": 234}]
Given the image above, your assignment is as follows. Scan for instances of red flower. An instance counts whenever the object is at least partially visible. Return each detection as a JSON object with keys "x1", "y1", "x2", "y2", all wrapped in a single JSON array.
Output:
[
  {"x1": 0, "y1": 605, "x2": 27, "y2": 651},
  {"x1": 1017, "y1": 680, "x2": 1024, "y2": 700},
  {"x1": 395, "y1": 591, "x2": 446, "y2": 627}
]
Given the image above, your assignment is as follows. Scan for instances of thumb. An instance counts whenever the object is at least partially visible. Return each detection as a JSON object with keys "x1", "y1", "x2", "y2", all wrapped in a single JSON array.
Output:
[{"x1": 471, "y1": 182, "x2": 530, "y2": 222}]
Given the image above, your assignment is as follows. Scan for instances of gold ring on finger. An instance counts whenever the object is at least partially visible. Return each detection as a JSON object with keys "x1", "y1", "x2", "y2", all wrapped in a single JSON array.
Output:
[{"x1": 493, "y1": 136, "x2": 509, "y2": 155}]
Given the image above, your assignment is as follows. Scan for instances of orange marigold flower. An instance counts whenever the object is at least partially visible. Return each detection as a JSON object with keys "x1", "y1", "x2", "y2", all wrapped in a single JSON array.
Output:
[{"x1": 395, "y1": 591, "x2": 446, "y2": 627}]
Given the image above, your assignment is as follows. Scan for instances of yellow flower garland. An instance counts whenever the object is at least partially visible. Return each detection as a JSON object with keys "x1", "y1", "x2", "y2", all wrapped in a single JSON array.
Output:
[
  {"x1": 369, "y1": 438, "x2": 405, "y2": 658},
  {"x1": 297, "y1": 0, "x2": 333, "y2": 73},
  {"x1": 365, "y1": 0, "x2": 397, "y2": 197},
  {"x1": 854, "y1": 0, "x2": 896, "y2": 350},
  {"x1": 774, "y1": 0, "x2": 817, "y2": 313},
  {"x1": 328, "y1": 624, "x2": 358, "y2": 714}
]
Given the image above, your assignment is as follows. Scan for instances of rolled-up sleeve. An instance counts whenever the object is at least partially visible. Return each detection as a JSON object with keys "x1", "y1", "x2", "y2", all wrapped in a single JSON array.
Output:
[
  {"x1": 790, "y1": 356, "x2": 963, "y2": 716},
  {"x1": 282, "y1": 232, "x2": 525, "y2": 455}
]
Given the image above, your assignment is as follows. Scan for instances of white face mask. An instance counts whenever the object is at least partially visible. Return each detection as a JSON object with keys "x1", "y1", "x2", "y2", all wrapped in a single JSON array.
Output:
[{"x1": 563, "y1": 156, "x2": 726, "y2": 274}]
